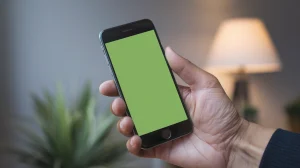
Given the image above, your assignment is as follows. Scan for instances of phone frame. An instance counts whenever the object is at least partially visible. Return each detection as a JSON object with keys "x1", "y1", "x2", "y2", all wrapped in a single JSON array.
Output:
[{"x1": 99, "y1": 19, "x2": 193, "y2": 149}]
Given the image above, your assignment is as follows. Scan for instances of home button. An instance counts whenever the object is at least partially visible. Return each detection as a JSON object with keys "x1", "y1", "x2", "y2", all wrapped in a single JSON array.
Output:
[{"x1": 161, "y1": 129, "x2": 172, "y2": 139}]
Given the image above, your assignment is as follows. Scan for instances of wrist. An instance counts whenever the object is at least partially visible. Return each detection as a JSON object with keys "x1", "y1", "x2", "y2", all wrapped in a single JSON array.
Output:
[{"x1": 227, "y1": 119, "x2": 275, "y2": 168}]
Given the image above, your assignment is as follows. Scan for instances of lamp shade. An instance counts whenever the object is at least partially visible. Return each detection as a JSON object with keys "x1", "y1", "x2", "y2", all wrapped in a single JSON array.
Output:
[{"x1": 206, "y1": 18, "x2": 281, "y2": 74}]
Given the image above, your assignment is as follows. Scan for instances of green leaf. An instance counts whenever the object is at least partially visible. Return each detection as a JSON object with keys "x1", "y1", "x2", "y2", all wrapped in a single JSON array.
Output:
[
  {"x1": 76, "y1": 82, "x2": 92, "y2": 113},
  {"x1": 43, "y1": 89, "x2": 54, "y2": 111},
  {"x1": 73, "y1": 98, "x2": 96, "y2": 161},
  {"x1": 8, "y1": 148, "x2": 51, "y2": 168},
  {"x1": 70, "y1": 111, "x2": 83, "y2": 142},
  {"x1": 14, "y1": 122, "x2": 50, "y2": 152},
  {"x1": 20, "y1": 140, "x2": 53, "y2": 165},
  {"x1": 87, "y1": 142, "x2": 127, "y2": 167},
  {"x1": 12, "y1": 111, "x2": 55, "y2": 163},
  {"x1": 92, "y1": 113, "x2": 116, "y2": 147},
  {"x1": 53, "y1": 159, "x2": 62, "y2": 168},
  {"x1": 31, "y1": 91, "x2": 57, "y2": 153},
  {"x1": 51, "y1": 85, "x2": 73, "y2": 165},
  {"x1": 75, "y1": 114, "x2": 116, "y2": 167},
  {"x1": 31, "y1": 94, "x2": 51, "y2": 122}
]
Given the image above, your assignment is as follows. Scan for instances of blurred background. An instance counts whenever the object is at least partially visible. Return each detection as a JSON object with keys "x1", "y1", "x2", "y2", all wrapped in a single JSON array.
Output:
[{"x1": 1, "y1": 0, "x2": 300, "y2": 167}]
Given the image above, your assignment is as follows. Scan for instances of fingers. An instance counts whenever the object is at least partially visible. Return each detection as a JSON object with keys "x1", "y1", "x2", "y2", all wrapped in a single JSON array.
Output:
[
  {"x1": 118, "y1": 118, "x2": 154, "y2": 158},
  {"x1": 118, "y1": 118, "x2": 156, "y2": 158},
  {"x1": 126, "y1": 135, "x2": 161, "y2": 158},
  {"x1": 165, "y1": 47, "x2": 220, "y2": 89},
  {"x1": 100, "y1": 81, "x2": 126, "y2": 116},
  {"x1": 99, "y1": 80, "x2": 119, "y2": 96},
  {"x1": 117, "y1": 116, "x2": 134, "y2": 137},
  {"x1": 126, "y1": 135, "x2": 143, "y2": 155},
  {"x1": 126, "y1": 135, "x2": 155, "y2": 158},
  {"x1": 111, "y1": 97, "x2": 126, "y2": 117}
]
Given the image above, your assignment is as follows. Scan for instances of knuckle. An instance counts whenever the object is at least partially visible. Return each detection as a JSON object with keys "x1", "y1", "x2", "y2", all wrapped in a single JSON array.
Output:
[{"x1": 203, "y1": 76, "x2": 220, "y2": 88}]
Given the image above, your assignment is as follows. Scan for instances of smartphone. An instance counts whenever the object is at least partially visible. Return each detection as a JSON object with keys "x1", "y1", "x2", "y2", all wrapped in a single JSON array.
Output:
[{"x1": 99, "y1": 19, "x2": 193, "y2": 149}]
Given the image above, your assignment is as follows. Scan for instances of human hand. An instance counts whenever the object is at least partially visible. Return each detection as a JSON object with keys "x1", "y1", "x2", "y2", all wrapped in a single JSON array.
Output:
[{"x1": 99, "y1": 47, "x2": 272, "y2": 168}]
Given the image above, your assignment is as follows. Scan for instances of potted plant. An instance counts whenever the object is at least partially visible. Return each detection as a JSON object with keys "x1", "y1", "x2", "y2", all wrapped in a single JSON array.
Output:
[
  {"x1": 286, "y1": 97, "x2": 300, "y2": 133},
  {"x1": 242, "y1": 104, "x2": 258, "y2": 123},
  {"x1": 11, "y1": 83, "x2": 127, "y2": 168}
]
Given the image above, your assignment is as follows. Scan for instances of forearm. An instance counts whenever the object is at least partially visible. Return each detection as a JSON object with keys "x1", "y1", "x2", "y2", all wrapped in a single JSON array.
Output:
[{"x1": 228, "y1": 120, "x2": 276, "y2": 168}]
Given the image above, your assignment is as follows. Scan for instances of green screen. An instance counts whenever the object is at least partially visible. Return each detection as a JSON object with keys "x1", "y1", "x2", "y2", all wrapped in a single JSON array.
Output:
[{"x1": 105, "y1": 30, "x2": 187, "y2": 136}]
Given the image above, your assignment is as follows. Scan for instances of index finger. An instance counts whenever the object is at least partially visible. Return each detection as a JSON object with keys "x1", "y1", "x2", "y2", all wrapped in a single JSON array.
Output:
[{"x1": 99, "y1": 80, "x2": 119, "y2": 96}]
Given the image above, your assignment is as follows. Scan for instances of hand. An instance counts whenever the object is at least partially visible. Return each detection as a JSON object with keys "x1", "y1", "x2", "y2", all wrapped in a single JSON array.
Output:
[{"x1": 99, "y1": 47, "x2": 273, "y2": 168}]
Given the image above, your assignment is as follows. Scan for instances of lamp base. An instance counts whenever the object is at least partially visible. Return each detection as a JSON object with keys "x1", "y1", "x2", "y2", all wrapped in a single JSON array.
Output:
[
  {"x1": 232, "y1": 78, "x2": 248, "y2": 113},
  {"x1": 232, "y1": 73, "x2": 257, "y2": 122},
  {"x1": 232, "y1": 70, "x2": 249, "y2": 116}
]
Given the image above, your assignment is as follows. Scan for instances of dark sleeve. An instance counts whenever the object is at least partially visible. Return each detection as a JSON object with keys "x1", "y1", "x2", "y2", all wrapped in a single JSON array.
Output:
[{"x1": 259, "y1": 129, "x2": 300, "y2": 168}]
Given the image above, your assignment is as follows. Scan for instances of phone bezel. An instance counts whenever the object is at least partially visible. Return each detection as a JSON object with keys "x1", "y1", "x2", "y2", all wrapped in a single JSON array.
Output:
[{"x1": 99, "y1": 19, "x2": 193, "y2": 149}]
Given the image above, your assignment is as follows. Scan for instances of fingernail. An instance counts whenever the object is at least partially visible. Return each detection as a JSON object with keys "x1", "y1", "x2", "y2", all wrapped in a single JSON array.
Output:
[
  {"x1": 130, "y1": 138, "x2": 136, "y2": 147},
  {"x1": 99, "y1": 83, "x2": 104, "y2": 92},
  {"x1": 120, "y1": 118, "x2": 125, "y2": 130}
]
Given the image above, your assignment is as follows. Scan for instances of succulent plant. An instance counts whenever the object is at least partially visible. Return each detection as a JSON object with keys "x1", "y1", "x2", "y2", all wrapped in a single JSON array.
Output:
[{"x1": 11, "y1": 83, "x2": 127, "y2": 168}]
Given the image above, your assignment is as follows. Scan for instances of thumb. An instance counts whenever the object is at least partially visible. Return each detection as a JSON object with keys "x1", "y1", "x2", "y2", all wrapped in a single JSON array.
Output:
[{"x1": 165, "y1": 46, "x2": 218, "y2": 89}]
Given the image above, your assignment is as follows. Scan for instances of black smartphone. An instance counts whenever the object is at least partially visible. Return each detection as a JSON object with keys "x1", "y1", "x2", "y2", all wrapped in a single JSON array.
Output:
[{"x1": 99, "y1": 19, "x2": 193, "y2": 149}]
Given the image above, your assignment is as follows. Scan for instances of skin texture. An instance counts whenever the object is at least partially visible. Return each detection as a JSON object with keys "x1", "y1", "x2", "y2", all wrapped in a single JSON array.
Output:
[{"x1": 99, "y1": 47, "x2": 275, "y2": 168}]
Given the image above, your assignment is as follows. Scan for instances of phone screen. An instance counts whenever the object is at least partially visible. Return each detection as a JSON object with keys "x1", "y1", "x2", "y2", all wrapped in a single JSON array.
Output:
[{"x1": 105, "y1": 30, "x2": 188, "y2": 136}]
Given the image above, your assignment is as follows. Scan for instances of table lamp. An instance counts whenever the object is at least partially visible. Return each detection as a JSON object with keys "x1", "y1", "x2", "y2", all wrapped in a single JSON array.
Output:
[{"x1": 206, "y1": 18, "x2": 281, "y2": 118}]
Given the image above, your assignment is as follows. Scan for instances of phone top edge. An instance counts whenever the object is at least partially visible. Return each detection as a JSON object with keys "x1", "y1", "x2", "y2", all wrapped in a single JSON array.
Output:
[
  {"x1": 102, "y1": 18, "x2": 153, "y2": 31},
  {"x1": 99, "y1": 19, "x2": 154, "y2": 41}
]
